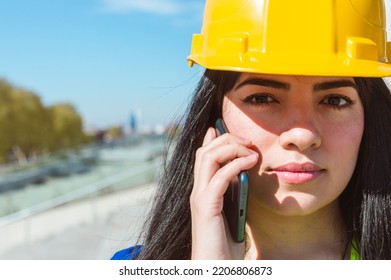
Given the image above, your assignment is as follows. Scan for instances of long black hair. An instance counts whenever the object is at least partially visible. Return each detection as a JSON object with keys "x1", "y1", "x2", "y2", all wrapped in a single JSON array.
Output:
[
  {"x1": 136, "y1": 70, "x2": 391, "y2": 259},
  {"x1": 340, "y1": 77, "x2": 391, "y2": 259}
]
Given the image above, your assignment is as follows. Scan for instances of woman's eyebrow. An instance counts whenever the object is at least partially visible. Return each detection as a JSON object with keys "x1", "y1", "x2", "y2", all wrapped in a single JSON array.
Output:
[
  {"x1": 313, "y1": 80, "x2": 358, "y2": 91},
  {"x1": 234, "y1": 78, "x2": 290, "y2": 91}
]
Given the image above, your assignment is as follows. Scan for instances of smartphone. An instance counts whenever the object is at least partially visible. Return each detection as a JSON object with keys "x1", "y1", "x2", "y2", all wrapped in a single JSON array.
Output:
[{"x1": 215, "y1": 118, "x2": 249, "y2": 243}]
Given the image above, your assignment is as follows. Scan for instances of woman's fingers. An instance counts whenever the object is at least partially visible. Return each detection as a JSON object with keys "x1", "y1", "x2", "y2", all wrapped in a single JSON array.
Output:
[
  {"x1": 194, "y1": 127, "x2": 216, "y2": 188},
  {"x1": 208, "y1": 153, "x2": 258, "y2": 197},
  {"x1": 194, "y1": 130, "x2": 258, "y2": 192},
  {"x1": 192, "y1": 127, "x2": 259, "y2": 215},
  {"x1": 191, "y1": 126, "x2": 259, "y2": 259},
  {"x1": 195, "y1": 143, "x2": 258, "y2": 193},
  {"x1": 202, "y1": 127, "x2": 216, "y2": 146}
]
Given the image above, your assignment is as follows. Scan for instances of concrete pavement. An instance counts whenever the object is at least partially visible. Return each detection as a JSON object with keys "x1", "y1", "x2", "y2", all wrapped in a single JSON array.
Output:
[{"x1": 0, "y1": 183, "x2": 156, "y2": 259}]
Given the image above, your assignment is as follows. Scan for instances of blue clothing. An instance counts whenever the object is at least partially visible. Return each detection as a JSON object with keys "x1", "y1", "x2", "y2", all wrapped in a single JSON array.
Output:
[
  {"x1": 111, "y1": 245, "x2": 142, "y2": 260},
  {"x1": 111, "y1": 244, "x2": 360, "y2": 260}
]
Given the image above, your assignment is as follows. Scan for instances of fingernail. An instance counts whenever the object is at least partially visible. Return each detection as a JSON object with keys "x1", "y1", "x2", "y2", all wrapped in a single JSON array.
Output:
[{"x1": 247, "y1": 153, "x2": 259, "y2": 160}]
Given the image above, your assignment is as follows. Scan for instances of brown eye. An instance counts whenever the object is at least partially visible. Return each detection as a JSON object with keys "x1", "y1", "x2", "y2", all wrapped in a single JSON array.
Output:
[
  {"x1": 244, "y1": 94, "x2": 276, "y2": 105},
  {"x1": 321, "y1": 95, "x2": 353, "y2": 109}
]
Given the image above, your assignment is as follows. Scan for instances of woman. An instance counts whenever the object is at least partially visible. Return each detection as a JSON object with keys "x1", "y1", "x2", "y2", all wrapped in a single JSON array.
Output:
[{"x1": 112, "y1": 0, "x2": 391, "y2": 259}]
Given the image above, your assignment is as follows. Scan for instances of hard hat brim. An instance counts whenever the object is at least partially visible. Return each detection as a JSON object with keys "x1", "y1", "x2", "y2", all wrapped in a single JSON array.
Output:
[{"x1": 188, "y1": 54, "x2": 391, "y2": 78}]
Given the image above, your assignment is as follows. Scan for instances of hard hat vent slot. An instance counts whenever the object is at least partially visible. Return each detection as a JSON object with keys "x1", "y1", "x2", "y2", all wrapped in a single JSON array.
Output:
[
  {"x1": 217, "y1": 35, "x2": 249, "y2": 55},
  {"x1": 346, "y1": 37, "x2": 378, "y2": 60}
]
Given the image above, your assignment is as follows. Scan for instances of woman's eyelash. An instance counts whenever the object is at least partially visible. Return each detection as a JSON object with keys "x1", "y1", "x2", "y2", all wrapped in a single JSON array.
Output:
[
  {"x1": 243, "y1": 94, "x2": 355, "y2": 110},
  {"x1": 321, "y1": 95, "x2": 355, "y2": 110},
  {"x1": 243, "y1": 94, "x2": 276, "y2": 105}
]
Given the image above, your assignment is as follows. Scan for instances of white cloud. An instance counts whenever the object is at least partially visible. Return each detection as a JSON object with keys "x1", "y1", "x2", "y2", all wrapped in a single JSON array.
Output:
[{"x1": 100, "y1": 0, "x2": 184, "y2": 15}]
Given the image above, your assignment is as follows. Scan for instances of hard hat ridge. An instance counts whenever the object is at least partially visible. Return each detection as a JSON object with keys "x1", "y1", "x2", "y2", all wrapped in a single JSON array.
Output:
[{"x1": 188, "y1": 0, "x2": 391, "y2": 77}]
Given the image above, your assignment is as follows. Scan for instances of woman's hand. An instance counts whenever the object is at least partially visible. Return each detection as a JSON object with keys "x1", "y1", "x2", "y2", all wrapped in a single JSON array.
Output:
[{"x1": 190, "y1": 127, "x2": 259, "y2": 259}]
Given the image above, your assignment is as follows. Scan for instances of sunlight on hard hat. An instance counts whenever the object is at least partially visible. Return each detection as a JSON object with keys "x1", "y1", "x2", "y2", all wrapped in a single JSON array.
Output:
[{"x1": 386, "y1": 0, "x2": 391, "y2": 40}]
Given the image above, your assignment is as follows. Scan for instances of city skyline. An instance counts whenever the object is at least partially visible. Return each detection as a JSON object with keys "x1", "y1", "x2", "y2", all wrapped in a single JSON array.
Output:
[
  {"x1": 0, "y1": 0, "x2": 204, "y2": 130},
  {"x1": 0, "y1": 0, "x2": 390, "y2": 130}
]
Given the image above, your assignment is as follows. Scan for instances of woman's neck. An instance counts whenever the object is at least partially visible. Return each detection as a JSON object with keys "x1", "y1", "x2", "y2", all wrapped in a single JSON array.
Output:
[{"x1": 244, "y1": 199, "x2": 347, "y2": 260}]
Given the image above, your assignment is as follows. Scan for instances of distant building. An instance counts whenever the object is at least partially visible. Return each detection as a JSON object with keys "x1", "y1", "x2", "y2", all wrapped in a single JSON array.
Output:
[
  {"x1": 130, "y1": 109, "x2": 141, "y2": 134},
  {"x1": 130, "y1": 112, "x2": 137, "y2": 132}
]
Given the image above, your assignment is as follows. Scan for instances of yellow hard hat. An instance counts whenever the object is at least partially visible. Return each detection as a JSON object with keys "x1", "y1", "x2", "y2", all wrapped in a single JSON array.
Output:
[{"x1": 188, "y1": 0, "x2": 391, "y2": 77}]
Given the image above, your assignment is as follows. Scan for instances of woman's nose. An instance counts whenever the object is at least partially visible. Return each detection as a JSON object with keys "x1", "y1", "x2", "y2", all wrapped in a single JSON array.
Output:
[{"x1": 279, "y1": 113, "x2": 322, "y2": 152}]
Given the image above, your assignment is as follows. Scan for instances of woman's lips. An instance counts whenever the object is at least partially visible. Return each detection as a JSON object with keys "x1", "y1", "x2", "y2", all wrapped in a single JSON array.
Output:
[{"x1": 267, "y1": 163, "x2": 324, "y2": 184}]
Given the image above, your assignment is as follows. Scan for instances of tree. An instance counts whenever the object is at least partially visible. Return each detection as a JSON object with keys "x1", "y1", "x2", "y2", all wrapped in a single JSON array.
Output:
[
  {"x1": 0, "y1": 79, "x2": 86, "y2": 163},
  {"x1": 8, "y1": 88, "x2": 53, "y2": 157},
  {"x1": 106, "y1": 126, "x2": 124, "y2": 140},
  {"x1": 0, "y1": 80, "x2": 14, "y2": 162},
  {"x1": 48, "y1": 103, "x2": 84, "y2": 151}
]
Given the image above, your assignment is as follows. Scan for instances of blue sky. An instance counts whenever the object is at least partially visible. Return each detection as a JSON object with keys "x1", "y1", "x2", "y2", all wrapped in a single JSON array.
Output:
[
  {"x1": 0, "y1": 0, "x2": 390, "y2": 131},
  {"x1": 0, "y1": 0, "x2": 205, "y2": 130}
]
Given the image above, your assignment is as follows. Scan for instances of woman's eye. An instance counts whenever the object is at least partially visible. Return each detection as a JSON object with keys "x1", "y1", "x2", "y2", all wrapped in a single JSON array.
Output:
[
  {"x1": 244, "y1": 94, "x2": 276, "y2": 105},
  {"x1": 321, "y1": 95, "x2": 353, "y2": 109}
]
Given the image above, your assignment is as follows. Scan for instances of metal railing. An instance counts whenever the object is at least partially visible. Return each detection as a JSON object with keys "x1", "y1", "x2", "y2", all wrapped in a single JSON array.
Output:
[{"x1": 0, "y1": 158, "x2": 160, "y2": 228}]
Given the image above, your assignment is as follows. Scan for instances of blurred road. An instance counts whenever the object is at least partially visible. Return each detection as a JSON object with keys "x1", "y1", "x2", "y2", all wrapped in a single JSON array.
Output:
[{"x1": 0, "y1": 183, "x2": 156, "y2": 260}]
